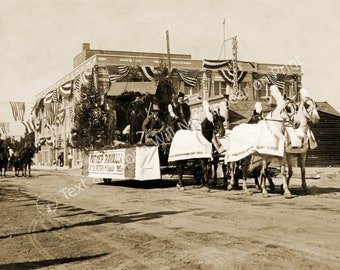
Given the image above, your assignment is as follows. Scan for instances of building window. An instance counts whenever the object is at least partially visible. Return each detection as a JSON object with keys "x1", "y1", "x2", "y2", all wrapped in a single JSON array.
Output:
[{"x1": 213, "y1": 81, "x2": 227, "y2": 97}]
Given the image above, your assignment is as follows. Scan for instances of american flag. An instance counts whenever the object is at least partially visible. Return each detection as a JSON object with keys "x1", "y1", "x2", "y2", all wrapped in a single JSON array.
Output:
[
  {"x1": 45, "y1": 103, "x2": 59, "y2": 126},
  {"x1": 177, "y1": 69, "x2": 199, "y2": 87},
  {"x1": 9, "y1": 101, "x2": 25, "y2": 121},
  {"x1": 21, "y1": 120, "x2": 35, "y2": 134},
  {"x1": 107, "y1": 65, "x2": 130, "y2": 83},
  {"x1": 56, "y1": 108, "x2": 66, "y2": 126},
  {"x1": 266, "y1": 72, "x2": 286, "y2": 90}
]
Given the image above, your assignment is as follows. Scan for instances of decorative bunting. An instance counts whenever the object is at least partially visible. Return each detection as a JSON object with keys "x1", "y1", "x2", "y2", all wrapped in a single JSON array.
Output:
[
  {"x1": 59, "y1": 80, "x2": 73, "y2": 98},
  {"x1": 107, "y1": 65, "x2": 130, "y2": 83},
  {"x1": 177, "y1": 69, "x2": 199, "y2": 87},
  {"x1": 9, "y1": 102, "x2": 25, "y2": 121},
  {"x1": 203, "y1": 59, "x2": 232, "y2": 69},
  {"x1": 218, "y1": 69, "x2": 247, "y2": 85},
  {"x1": 140, "y1": 66, "x2": 161, "y2": 81},
  {"x1": 80, "y1": 69, "x2": 93, "y2": 89},
  {"x1": 44, "y1": 89, "x2": 58, "y2": 103}
]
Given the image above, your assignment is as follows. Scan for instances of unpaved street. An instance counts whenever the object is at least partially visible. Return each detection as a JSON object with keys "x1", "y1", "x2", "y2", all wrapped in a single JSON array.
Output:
[{"x1": 0, "y1": 166, "x2": 340, "y2": 270}]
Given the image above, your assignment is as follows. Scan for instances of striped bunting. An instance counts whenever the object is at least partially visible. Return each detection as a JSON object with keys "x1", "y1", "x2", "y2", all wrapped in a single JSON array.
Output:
[
  {"x1": 9, "y1": 102, "x2": 25, "y2": 121},
  {"x1": 218, "y1": 69, "x2": 247, "y2": 85},
  {"x1": 107, "y1": 65, "x2": 130, "y2": 83},
  {"x1": 56, "y1": 108, "x2": 66, "y2": 126},
  {"x1": 21, "y1": 120, "x2": 35, "y2": 134},
  {"x1": 72, "y1": 75, "x2": 81, "y2": 102},
  {"x1": 44, "y1": 89, "x2": 58, "y2": 103},
  {"x1": 266, "y1": 72, "x2": 286, "y2": 90},
  {"x1": 45, "y1": 103, "x2": 59, "y2": 126},
  {"x1": 80, "y1": 69, "x2": 93, "y2": 89},
  {"x1": 59, "y1": 80, "x2": 73, "y2": 98},
  {"x1": 203, "y1": 59, "x2": 232, "y2": 69},
  {"x1": 177, "y1": 69, "x2": 199, "y2": 87},
  {"x1": 140, "y1": 66, "x2": 161, "y2": 81}
]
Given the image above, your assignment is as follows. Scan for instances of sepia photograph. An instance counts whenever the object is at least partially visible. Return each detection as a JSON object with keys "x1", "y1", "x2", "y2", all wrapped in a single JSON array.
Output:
[{"x1": 0, "y1": 0, "x2": 339, "y2": 269}]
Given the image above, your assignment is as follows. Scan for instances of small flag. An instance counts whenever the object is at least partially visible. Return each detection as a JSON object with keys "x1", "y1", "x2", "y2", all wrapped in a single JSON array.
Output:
[
  {"x1": 56, "y1": 108, "x2": 66, "y2": 126},
  {"x1": 45, "y1": 103, "x2": 59, "y2": 126},
  {"x1": 0, "y1": 122, "x2": 10, "y2": 135},
  {"x1": 9, "y1": 102, "x2": 25, "y2": 121},
  {"x1": 177, "y1": 69, "x2": 199, "y2": 87},
  {"x1": 107, "y1": 65, "x2": 130, "y2": 83},
  {"x1": 21, "y1": 120, "x2": 35, "y2": 134}
]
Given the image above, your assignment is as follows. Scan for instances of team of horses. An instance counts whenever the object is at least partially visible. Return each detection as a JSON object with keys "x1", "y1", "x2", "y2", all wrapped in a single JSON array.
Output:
[
  {"x1": 0, "y1": 144, "x2": 36, "y2": 178},
  {"x1": 168, "y1": 85, "x2": 320, "y2": 198}
]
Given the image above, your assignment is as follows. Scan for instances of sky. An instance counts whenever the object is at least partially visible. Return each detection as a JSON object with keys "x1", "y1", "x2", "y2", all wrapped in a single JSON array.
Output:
[{"x1": 0, "y1": 0, "x2": 339, "y2": 136}]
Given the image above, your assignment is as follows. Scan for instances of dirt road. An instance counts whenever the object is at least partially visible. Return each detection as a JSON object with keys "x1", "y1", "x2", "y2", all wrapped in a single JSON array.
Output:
[{"x1": 0, "y1": 166, "x2": 339, "y2": 269}]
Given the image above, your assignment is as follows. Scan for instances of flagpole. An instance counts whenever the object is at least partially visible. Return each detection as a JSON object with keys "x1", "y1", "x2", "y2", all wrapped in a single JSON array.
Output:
[
  {"x1": 166, "y1": 30, "x2": 172, "y2": 80},
  {"x1": 223, "y1": 19, "x2": 226, "y2": 59}
]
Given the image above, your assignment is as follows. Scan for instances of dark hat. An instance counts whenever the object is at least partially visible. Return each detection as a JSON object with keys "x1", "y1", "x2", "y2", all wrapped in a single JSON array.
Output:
[
  {"x1": 178, "y1": 92, "x2": 185, "y2": 98},
  {"x1": 152, "y1": 104, "x2": 160, "y2": 111}
]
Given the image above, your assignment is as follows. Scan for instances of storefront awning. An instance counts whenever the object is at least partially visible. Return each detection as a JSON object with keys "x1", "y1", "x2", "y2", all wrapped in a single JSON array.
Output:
[{"x1": 106, "y1": 81, "x2": 158, "y2": 96}]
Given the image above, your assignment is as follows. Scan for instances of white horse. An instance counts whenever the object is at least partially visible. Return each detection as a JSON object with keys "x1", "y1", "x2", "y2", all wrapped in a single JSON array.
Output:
[
  {"x1": 285, "y1": 88, "x2": 320, "y2": 193},
  {"x1": 226, "y1": 85, "x2": 300, "y2": 198}
]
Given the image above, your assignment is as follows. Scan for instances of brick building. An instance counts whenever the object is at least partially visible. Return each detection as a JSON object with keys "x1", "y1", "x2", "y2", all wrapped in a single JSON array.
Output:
[{"x1": 33, "y1": 43, "x2": 304, "y2": 167}]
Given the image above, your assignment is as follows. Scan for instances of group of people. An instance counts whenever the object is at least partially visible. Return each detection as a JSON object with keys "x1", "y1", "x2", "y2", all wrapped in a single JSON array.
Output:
[
  {"x1": 57, "y1": 152, "x2": 73, "y2": 168},
  {"x1": 142, "y1": 92, "x2": 191, "y2": 145},
  {"x1": 124, "y1": 92, "x2": 191, "y2": 145}
]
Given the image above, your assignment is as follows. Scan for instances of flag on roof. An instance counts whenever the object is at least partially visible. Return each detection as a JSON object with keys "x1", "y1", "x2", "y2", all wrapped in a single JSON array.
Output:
[
  {"x1": 107, "y1": 65, "x2": 130, "y2": 83},
  {"x1": 21, "y1": 120, "x2": 35, "y2": 134},
  {"x1": 177, "y1": 69, "x2": 199, "y2": 87},
  {"x1": 9, "y1": 102, "x2": 25, "y2": 121}
]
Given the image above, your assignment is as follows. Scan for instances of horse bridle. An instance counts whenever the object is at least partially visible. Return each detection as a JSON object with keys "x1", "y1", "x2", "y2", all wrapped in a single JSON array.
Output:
[
  {"x1": 302, "y1": 98, "x2": 317, "y2": 120},
  {"x1": 265, "y1": 99, "x2": 298, "y2": 125}
]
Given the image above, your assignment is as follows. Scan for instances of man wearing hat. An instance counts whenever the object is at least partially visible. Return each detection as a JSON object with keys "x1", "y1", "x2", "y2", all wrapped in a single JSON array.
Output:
[{"x1": 142, "y1": 104, "x2": 166, "y2": 145}]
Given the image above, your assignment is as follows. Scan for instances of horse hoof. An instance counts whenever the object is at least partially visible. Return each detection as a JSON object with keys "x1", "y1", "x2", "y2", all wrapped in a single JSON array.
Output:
[
  {"x1": 176, "y1": 183, "x2": 181, "y2": 189},
  {"x1": 262, "y1": 192, "x2": 269, "y2": 198},
  {"x1": 227, "y1": 184, "x2": 233, "y2": 191},
  {"x1": 179, "y1": 186, "x2": 185, "y2": 191},
  {"x1": 244, "y1": 190, "x2": 252, "y2": 196},
  {"x1": 200, "y1": 186, "x2": 210, "y2": 192},
  {"x1": 284, "y1": 191, "x2": 293, "y2": 199}
]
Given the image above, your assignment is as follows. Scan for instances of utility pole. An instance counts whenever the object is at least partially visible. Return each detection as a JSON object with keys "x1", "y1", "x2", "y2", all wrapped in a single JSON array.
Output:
[
  {"x1": 166, "y1": 30, "x2": 171, "y2": 80},
  {"x1": 232, "y1": 36, "x2": 238, "y2": 93}
]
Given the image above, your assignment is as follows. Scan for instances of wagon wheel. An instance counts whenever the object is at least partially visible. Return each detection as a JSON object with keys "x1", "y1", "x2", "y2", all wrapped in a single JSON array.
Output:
[{"x1": 103, "y1": 178, "x2": 112, "y2": 184}]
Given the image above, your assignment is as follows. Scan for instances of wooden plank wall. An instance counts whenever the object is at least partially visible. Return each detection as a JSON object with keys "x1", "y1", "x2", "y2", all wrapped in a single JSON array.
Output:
[{"x1": 306, "y1": 112, "x2": 340, "y2": 167}]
